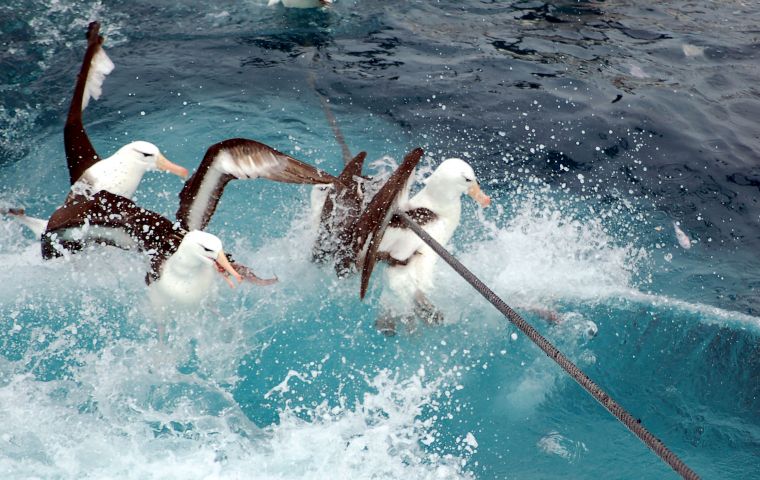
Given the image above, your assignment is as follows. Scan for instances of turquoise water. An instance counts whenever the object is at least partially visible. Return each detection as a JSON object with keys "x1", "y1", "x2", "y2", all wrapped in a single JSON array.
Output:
[{"x1": 1, "y1": 1, "x2": 758, "y2": 478}]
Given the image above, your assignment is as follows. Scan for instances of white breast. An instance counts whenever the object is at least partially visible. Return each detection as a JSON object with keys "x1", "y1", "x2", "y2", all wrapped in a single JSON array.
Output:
[
  {"x1": 148, "y1": 256, "x2": 217, "y2": 309},
  {"x1": 381, "y1": 217, "x2": 449, "y2": 301},
  {"x1": 379, "y1": 188, "x2": 462, "y2": 309},
  {"x1": 77, "y1": 155, "x2": 147, "y2": 199}
]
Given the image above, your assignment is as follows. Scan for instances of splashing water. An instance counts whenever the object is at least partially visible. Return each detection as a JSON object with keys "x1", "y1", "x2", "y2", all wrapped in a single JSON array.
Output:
[{"x1": 1, "y1": 1, "x2": 759, "y2": 478}]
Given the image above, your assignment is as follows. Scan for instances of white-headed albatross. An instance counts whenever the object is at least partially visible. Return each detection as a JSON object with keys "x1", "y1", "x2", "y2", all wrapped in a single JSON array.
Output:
[{"x1": 353, "y1": 154, "x2": 491, "y2": 334}]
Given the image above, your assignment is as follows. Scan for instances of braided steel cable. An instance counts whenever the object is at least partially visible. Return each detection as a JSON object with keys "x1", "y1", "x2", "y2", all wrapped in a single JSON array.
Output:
[{"x1": 399, "y1": 213, "x2": 700, "y2": 480}]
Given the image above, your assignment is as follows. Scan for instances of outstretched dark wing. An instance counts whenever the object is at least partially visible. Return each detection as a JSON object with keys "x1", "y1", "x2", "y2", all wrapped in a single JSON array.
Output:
[
  {"x1": 42, "y1": 191, "x2": 184, "y2": 273},
  {"x1": 176, "y1": 138, "x2": 337, "y2": 231},
  {"x1": 351, "y1": 147, "x2": 424, "y2": 299},
  {"x1": 64, "y1": 21, "x2": 115, "y2": 185},
  {"x1": 43, "y1": 191, "x2": 276, "y2": 286},
  {"x1": 312, "y1": 151, "x2": 367, "y2": 273}
]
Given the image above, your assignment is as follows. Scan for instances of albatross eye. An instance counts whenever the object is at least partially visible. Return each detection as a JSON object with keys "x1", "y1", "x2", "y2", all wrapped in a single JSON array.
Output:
[{"x1": 202, "y1": 246, "x2": 213, "y2": 252}]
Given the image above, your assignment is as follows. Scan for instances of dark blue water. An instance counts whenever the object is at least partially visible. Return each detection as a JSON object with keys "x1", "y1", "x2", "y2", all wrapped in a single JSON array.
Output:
[{"x1": 1, "y1": 1, "x2": 758, "y2": 478}]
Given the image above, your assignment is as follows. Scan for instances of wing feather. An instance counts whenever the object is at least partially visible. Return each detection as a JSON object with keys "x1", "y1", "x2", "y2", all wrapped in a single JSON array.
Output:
[
  {"x1": 65, "y1": 21, "x2": 112, "y2": 185},
  {"x1": 177, "y1": 138, "x2": 337, "y2": 231},
  {"x1": 351, "y1": 147, "x2": 424, "y2": 299},
  {"x1": 388, "y1": 207, "x2": 437, "y2": 229},
  {"x1": 81, "y1": 45, "x2": 114, "y2": 110},
  {"x1": 43, "y1": 191, "x2": 181, "y2": 267},
  {"x1": 43, "y1": 191, "x2": 276, "y2": 286}
]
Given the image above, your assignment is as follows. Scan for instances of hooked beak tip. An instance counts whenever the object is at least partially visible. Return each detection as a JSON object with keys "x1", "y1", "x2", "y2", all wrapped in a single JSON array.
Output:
[
  {"x1": 468, "y1": 184, "x2": 491, "y2": 208},
  {"x1": 216, "y1": 251, "x2": 243, "y2": 287}
]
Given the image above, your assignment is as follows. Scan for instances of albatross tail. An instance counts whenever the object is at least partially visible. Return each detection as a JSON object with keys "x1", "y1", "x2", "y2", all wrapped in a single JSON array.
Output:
[{"x1": 1, "y1": 208, "x2": 48, "y2": 239}]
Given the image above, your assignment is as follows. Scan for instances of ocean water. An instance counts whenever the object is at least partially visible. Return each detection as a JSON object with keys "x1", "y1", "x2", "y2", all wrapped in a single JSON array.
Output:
[{"x1": 0, "y1": 1, "x2": 758, "y2": 478}]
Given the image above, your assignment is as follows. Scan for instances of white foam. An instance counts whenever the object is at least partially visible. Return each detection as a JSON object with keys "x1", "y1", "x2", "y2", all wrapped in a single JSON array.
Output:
[
  {"x1": 537, "y1": 431, "x2": 588, "y2": 462},
  {"x1": 406, "y1": 194, "x2": 644, "y2": 328},
  {"x1": 415, "y1": 191, "x2": 759, "y2": 332},
  {"x1": 1, "y1": 166, "x2": 758, "y2": 478},
  {"x1": 0, "y1": 218, "x2": 473, "y2": 478},
  {"x1": 0, "y1": 346, "x2": 473, "y2": 479}
]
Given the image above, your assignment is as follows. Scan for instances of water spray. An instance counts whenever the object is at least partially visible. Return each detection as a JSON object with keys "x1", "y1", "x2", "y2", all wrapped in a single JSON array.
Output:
[{"x1": 398, "y1": 212, "x2": 700, "y2": 480}]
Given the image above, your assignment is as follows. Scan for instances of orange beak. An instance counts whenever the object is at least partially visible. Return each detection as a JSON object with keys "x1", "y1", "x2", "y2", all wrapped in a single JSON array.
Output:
[
  {"x1": 156, "y1": 153, "x2": 188, "y2": 179},
  {"x1": 467, "y1": 183, "x2": 491, "y2": 207},
  {"x1": 215, "y1": 251, "x2": 243, "y2": 288}
]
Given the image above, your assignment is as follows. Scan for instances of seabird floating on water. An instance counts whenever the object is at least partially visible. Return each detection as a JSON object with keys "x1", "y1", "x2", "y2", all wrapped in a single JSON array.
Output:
[
  {"x1": 40, "y1": 190, "x2": 251, "y2": 308},
  {"x1": 268, "y1": 0, "x2": 333, "y2": 9}
]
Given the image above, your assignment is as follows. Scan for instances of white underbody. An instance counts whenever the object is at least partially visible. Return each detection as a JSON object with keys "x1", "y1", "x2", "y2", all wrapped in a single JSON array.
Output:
[
  {"x1": 74, "y1": 153, "x2": 149, "y2": 199},
  {"x1": 378, "y1": 186, "x2": 462, "y2": 311},
  {"x1": 148, "y1": 252, "x2": 218, "y2": 311}
]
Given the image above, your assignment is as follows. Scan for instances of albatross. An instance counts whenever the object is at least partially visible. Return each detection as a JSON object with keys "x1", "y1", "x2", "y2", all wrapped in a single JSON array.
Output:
[
  {"x1": 64, "y1": 21, "x2": 187, "y2": 199},
  {"x1": 311, "y1": 150, "x2": 368, "y2": 276},
  {"x1": 6, "y1": 22, "x2": 187, "y2": 239},
  {"x1": 42, "y1": 138, "x2": 337, "y2": 308},
  {"x1": 268, "y1": 0, "x2": 333, "y2": 8},
  {"x1": 353, "y1": 155, "x2": 491, "y2": 334}
]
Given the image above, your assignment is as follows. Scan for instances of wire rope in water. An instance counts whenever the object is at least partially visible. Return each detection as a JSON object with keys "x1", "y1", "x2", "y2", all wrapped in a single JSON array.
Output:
[{"x1": 398, "y1": 213, "x2": 701, "y2": 480}]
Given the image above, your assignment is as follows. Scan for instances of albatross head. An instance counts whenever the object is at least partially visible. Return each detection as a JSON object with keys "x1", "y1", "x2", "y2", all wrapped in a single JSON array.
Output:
[
  {"x1": 119, "y1": 141, "x2": 188, "y2": 178},
  {"x1": 425, "y1": 158, "x2": 490, "y2": 207},
  {"x1": 179, "y1": 230, "x2": 243, "y2": 286}
]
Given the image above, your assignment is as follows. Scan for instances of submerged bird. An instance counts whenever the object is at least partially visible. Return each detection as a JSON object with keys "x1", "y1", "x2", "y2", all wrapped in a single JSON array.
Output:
[
  {"x1": 353, "y1": 156, "x2": 491, "y2": 334},
  {"x1": 42, "y1": 139, "x2": 337, "y2": 307},
  {"x1": 268, "y1": 0, "x2": 333, "y2": 8}
]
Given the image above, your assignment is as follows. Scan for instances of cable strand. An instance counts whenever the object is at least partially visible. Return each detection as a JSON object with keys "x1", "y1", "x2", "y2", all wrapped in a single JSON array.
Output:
[{"x1": 399, "y1": 213, "x2": 700, "y2": 480}]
